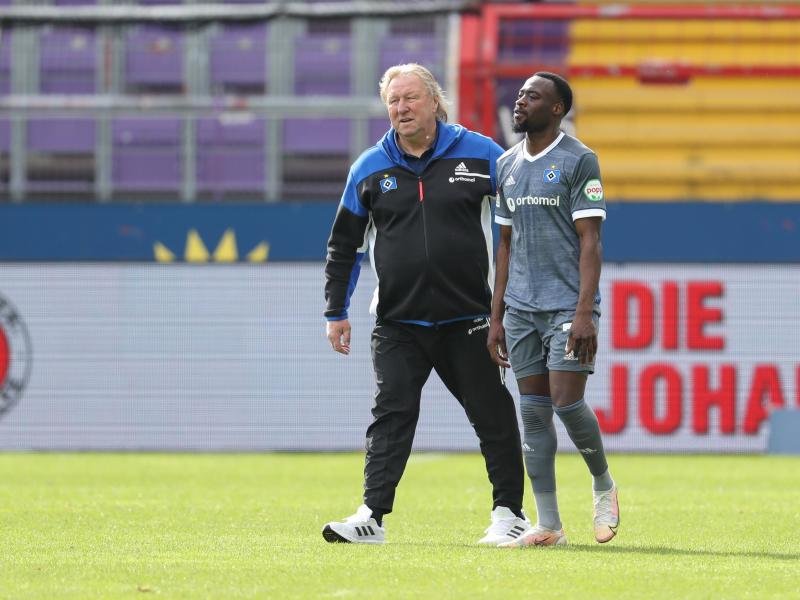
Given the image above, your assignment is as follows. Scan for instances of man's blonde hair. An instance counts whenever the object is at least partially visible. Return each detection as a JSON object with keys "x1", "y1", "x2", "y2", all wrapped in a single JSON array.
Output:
[{"x1": 379, "y1": 63, "x2": 449, "y2": 122}]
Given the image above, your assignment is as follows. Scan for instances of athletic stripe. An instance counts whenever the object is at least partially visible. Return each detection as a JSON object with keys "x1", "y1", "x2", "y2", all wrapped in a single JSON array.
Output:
[{"x1": 367, "y1": 526, "x2": 374, "y2": 535}]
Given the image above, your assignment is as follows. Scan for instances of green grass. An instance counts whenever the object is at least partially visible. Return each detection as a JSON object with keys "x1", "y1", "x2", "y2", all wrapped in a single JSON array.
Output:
[{"x1": 1, "y1": 453, "x2": 799, "y2": 599}]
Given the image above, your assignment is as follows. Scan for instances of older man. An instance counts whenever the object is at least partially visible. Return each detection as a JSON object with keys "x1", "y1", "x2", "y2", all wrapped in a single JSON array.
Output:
[{"x1": 322, "y1": 64, "x2": 526, "y2": 545}]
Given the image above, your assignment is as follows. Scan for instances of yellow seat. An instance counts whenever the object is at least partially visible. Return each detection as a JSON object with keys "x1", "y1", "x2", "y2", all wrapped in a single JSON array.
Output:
[{"x1": 566, "y1": 14, "x2": 800, "y2": 202}]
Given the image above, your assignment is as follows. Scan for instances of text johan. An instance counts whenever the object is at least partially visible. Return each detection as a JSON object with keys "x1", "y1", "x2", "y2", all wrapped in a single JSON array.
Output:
[{"x1": 599, "y1": 281, "x2": 798, "y2": 435}]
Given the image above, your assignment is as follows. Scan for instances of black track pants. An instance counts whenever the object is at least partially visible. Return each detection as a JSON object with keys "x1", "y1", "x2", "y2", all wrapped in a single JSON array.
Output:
[{"x1": 363, "y1": 319, "x2": 524, "y2": 515}]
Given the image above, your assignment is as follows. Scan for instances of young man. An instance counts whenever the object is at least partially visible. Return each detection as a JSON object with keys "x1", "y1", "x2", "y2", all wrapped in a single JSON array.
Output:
[
  {"x1": 322, "y1": 64, "x2": 527, "y2": 545},
  {"x1": 488, "y1": 72, "x2": 619, "y2": 547}
]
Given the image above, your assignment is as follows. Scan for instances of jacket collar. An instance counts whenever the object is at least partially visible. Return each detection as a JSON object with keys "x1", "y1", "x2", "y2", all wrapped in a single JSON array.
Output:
[{"x1": 379, "y1": 121, "x2": 465, "y2": 170}]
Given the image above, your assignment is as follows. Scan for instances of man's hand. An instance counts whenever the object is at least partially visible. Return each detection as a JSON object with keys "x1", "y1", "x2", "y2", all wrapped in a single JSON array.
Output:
[
  {"x1": 487, "y1": 320, "x2": 510, "y2": 368},
  {"x1": 565, "y1": 313, "x2": 597, "y2": 365},
  {"x1": 326, "y1": 319, "x2": 351, "y2": 355}
]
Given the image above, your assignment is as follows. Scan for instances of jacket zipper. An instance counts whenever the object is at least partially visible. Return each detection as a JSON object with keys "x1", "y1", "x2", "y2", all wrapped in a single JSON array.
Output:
[{"x1": 418, "y1": 177, "x2": 430, "y2": 261}]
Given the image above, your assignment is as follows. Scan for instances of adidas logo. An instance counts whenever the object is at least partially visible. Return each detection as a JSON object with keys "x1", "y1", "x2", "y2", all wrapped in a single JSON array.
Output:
[
  {"x1": 505, "y1": 175, "x2": 516, "y2": 187},
  {"x1": 354, "y1": 525, "x2": 378, "y2": 537},
  {"x1": 507, "y1": 524, "x2": 527, "y2": 539},
  {"x1": 454, "y1": 162, "x2": 469, "y2": 173},
  {"x1": 522, "y1": 443, "x2": 534, "y2": 452}
]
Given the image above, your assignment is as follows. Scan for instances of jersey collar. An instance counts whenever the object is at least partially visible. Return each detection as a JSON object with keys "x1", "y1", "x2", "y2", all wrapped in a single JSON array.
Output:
[{"x1": 523, "y1": 131, "x2": 565, "y2": 163}]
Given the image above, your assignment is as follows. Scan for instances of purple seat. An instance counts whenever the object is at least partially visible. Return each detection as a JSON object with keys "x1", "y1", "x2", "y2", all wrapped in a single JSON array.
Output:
[
  {"x1": 40, "y1": 27, "x2": 97, "y2": 93},
  {"x1": 125, "y1": 26, "x2": 184, "y2": 92},
  {"x1": 497, "y1": 20, "x2": 569, "y2": 63},
  {"x1": 113, "y1": 118, "x2": 181, "y2": 192},
  {"x1": 0, "y1": 30, "x2": 10, "y2": 95},
  {"x1": 0, "y1": 120, "x2": 9, "y2": 152},
  {"x1": 53, "y1": 0, "x2": 97, "y2": 4},
  {"x1": 28, "y1": 119, "x2": 95, "y2": 153},
  {"x1": 369, "y1": 119, "x2": 389, "y2": 145},
  {"x1": 284, "y1": 118, "x2": 350, "y2": 154},
  {"x1": 380, "y1": 36, "x2": 443, "y2": 81},
  {"x1": 210, "y1": 24, "x2": 267, "y2": 94},
  {"x1": 293, "y1": 36, "x2": 351, "y2": 95},
  {"x1": 25, "y1": 117, "x2": 95, "y2": 195},
  {"x1": 196, "y1": 116, "x2": 265, "y2": 195}
]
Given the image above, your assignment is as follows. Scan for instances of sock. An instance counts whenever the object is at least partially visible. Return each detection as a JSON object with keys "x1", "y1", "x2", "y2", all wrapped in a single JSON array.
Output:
[
  {"x1": 554, "y1": 399, "x2": 611, "y2": 489},
  {"x1": 520, "y1": 394, "x2": 561, "y2": 531},
  {"x1": 593, "y1": 468, "x2": 614, "y2": 493},
  {"x1": 368, "y1": 507, "x2": 384, "y2": 526}
]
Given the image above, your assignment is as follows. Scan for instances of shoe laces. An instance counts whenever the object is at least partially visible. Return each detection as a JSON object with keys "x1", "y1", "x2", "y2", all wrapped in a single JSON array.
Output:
[{"x1": 593, "y1": 488, "x2": 616, "y2": 523}]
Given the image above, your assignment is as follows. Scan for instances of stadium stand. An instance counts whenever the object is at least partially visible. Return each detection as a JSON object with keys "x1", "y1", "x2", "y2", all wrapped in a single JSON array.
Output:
[
  {"x1": 460, "y1": 3, "x2": 800, "y2": 202},
  {"x1": 1, "y1": 1, "x2": 798, "y2": 202},
  {"x1": 568, "y1": 17, "x2": 800, "y2": 201}
]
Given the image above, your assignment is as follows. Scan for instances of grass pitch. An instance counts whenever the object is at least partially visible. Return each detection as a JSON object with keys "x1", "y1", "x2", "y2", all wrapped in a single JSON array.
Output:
[{"x1": 0, "y1": 453, "x2": 798, "y2": 599}]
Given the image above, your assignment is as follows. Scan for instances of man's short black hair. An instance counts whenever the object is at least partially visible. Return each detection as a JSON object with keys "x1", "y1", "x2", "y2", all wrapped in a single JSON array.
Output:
[{"x1": 534, "y1": 71, "x2": 573, "y2": 116}]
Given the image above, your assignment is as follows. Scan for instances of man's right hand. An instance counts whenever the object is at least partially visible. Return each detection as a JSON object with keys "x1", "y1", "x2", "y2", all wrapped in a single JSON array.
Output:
[
  {"x1": 326, "y1": 319, "x2": 351, "y2": 355},
  {"x1": 487, "y1": 320, "x2": 510, "y2": 368}
]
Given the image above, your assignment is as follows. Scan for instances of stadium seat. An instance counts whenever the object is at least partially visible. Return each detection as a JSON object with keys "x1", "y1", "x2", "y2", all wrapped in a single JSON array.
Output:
[
  {"x1": 379, "y1": 35, "x2": 444, "y2": 82},
  {"x1": 112, "y1": 117, "x2": 182, "y2": 194},
  {"x1": 28, "y1": 119, "x2": 95, "y2": 154},
  {"x1": 0, "y1": 29, "x2": 10, "y2": 95},
  {"x1": 497, "y1": 20, "x2": 569, "y2": 64},
  {"x1": 210, "y1": 24, "x2": 268, "y2": 95},
  {"x1": 125, "y1": 26, "x2": 184, "y2": 93},
  {"x1": 0, "y1": 120, "x2": 9, "y2": 196},
  {"x1": 293, "y1": 35, "x2": 352, "y2": 95},
  {"x1": 282, "y1": 118, "x2": 350, "y2": 200},
  {"x1": 25, "y1": 118, "x2": 95, "y2": 196},
  {"x1": 284, "y1": 118, "x2": 350, "y2": 154},
  {"x1": 40, "y1": 27, "x2": 97, "y2": 94},
  {"x1": 196, "y1": 116, "x2": 266, "y2": 198},
  {"x1": 369, "y1": 119, "x2": 388, "y2": 145}
]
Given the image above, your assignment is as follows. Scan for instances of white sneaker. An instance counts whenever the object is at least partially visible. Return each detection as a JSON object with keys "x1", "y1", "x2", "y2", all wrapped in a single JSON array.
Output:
[
  {"x1": 476, "y1": 506, "x2": 531, "y2": 546},
  {"x1": 593, "y1": 484, "x2": 619, "y2": 543},
  {"x1": 322, "y1": 504, "x2": 386, "y2": 544},
  {"x1": 498, "y1": 524, "x2": 567, "y2": 548}
]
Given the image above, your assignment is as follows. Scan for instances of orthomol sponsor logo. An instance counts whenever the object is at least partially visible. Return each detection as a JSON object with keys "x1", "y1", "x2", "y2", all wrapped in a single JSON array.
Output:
[
  {"x1": 0, "y1": 293, "x2": 32, "y2": 420},
  {"x1": 506, "y1": 194, "x2": 560, "y2": 212}
]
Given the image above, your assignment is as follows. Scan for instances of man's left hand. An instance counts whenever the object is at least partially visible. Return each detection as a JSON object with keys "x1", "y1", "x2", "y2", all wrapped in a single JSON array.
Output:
[{"x1": 565, "y1": 313, "x2": 597, "y2": 365}]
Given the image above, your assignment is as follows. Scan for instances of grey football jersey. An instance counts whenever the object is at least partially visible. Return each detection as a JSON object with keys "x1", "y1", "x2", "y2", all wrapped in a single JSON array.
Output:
[{"x1": 495, "y1": 132, "x2": 606, "y2": 312}]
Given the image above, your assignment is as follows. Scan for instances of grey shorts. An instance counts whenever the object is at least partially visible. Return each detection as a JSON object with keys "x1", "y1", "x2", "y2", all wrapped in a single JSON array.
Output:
[{"x1": 502, "y1": 306, "x2": 600, "y2": 377}]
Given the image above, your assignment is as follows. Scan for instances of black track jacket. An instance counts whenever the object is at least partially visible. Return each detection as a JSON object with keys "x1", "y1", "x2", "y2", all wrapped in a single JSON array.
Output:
[{"x1": 324, "y1": 121, "x2": 504, "y2": 326}]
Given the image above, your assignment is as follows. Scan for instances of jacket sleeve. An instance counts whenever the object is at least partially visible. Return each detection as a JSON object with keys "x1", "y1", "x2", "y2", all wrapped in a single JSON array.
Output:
[{"x1": 324, "y1": 169, "x2": 370, "y2": 321}]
